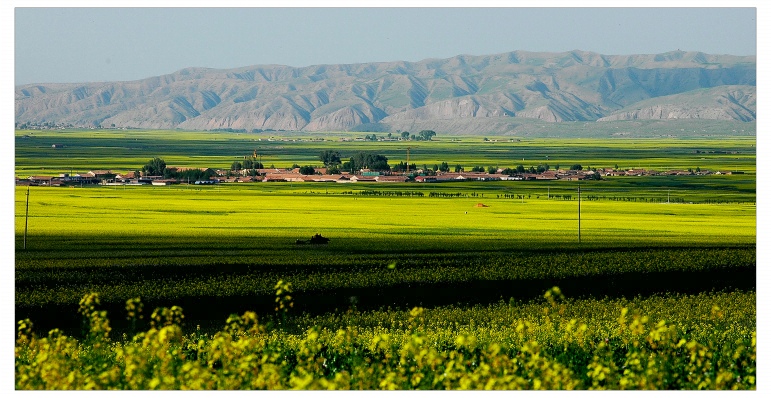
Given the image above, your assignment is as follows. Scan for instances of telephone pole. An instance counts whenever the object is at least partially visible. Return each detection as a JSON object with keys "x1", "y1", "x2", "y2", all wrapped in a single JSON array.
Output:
[
  {"x1": 577, "y1": 185, "x2": 581, "y2": 244},
  {"x1": 24, "y1": 187, "x2": 30, "y2": 249},
  {"x1": 406, "y1": 147, "x2": 411, "y2": 175}
]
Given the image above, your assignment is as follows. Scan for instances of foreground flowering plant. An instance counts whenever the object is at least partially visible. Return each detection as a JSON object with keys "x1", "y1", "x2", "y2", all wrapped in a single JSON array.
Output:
[{"x1": 15, "y1": 287, "x2": 755, "y2": 390}]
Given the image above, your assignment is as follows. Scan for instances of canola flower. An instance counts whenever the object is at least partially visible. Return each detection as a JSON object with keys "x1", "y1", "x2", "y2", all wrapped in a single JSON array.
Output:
[
  {"x1": 16, "y1": 247, "x2": 754, "y2": 310},
  {"x1": 15, "y1": 289, "x2": 755, "y2": 390}
]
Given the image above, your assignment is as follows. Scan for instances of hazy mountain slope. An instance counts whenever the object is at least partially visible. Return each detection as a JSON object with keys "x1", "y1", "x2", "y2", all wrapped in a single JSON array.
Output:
[
  {"x1": 598, "y1": 85, "x2": 756, "y2": 122},
  {"x1": 15, "y1": 50, "x2": 756, "y2": 133}
]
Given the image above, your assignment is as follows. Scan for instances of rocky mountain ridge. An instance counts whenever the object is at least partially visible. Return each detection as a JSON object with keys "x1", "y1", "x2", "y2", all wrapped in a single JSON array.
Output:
[{"x1": 15, "y1": 50, "x2": 756, "y2": 134}]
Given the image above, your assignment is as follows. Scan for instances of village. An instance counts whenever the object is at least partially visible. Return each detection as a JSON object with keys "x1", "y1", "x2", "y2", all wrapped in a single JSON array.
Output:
[{"x1": 16, "y1": 164, "x2": 739, "y2": 187}]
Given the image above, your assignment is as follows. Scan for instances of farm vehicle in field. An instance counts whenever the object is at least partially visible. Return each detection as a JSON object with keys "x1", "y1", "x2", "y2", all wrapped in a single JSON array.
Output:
[{"x1": 296, "y1": 234, "x2": 330, "y2": 245}]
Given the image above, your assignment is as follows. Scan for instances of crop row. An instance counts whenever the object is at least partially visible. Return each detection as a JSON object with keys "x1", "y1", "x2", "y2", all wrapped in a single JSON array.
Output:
[
  {"x1": 16, "y1": 247, "x2": 755, "y2": 308},
  {"x1": 15, "y1": 246, "x2": 755, "y2": 337}
]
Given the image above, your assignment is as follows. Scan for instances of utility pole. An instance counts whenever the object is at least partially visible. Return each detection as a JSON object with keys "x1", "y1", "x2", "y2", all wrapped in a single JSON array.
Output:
[
  {"x1": 406, "y1": 147, "x2": 411, "y2": 175},
  {"x1": 259, "y1": 153, "x2": 263, "y2": 181},
  {"x1": 24, "y1": 187, "x2": 30, "y2": 249},
  {"x1": 577, "y1": 185, "x2": 581, "y2": 244}
]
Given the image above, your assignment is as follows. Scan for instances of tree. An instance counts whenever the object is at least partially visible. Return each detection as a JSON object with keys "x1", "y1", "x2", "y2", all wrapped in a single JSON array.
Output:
[
  {"x1": 242, "y1": 158, "x2": 263, "y2": 170},
  {"x1": 439, "y1": 162, "x2": 450, "y2": 172},
  {"x1": 401, "y1": 131, "x2": 410, "y2": 140},
  {"x1": 392, "y1": 161, "x2": 417, "y2": 173},
  {"x1": 320, "y1": 150, "x2": 342, "y2": 167},
  {"x1": 299, "y1": 165, "x2": 315, "y2": 175},
  {"x1": 487, "y1": 166, "x2": 498, "y2": 174},
  {"x1": 570, "y1": 164, "x2": 583, "y2": 171},
  {"x1": 142, "y1": 157, "x2": 166, "y2": 176},
  {"x1": 178, "y1": 168, "x2": 215, "y2": 182},
  {"x1": 364, "y1": 152, "x2": 391, "y2": 171},
  {"x1": 418, "y1": 130, "x2": 436, "y2": 141},
  {"x1": 342, "y1": 160, "x2": 354, "y2": 173},
  {"x1": 471, "y1": 166, "x2": 485, "y2": 172},
  {"x1": 163, "y1": 168, "x2": 177, "y2": 179},
  {"x1": 454, "y1": 164, "x2": 463, "y2": 172},
  {"x1": 231, "y1": 161, "x2": 243, "y2": 171},
  {"x1": 516, "y1": 165, "x2": 525, "y2": 173},
  {"x1": 344, "y1": 152, "x2": 391, "y2": 172}
]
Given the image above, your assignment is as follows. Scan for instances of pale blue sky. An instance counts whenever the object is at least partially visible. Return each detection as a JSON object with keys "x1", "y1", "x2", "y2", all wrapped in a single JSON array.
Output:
[{"x1": 13, "y1": 7, "x2": 757, "y2": 85}]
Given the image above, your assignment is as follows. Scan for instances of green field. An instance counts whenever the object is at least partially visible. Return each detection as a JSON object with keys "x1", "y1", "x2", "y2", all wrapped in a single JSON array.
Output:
[
  {"x1": 15, "y1": 129, "x2": 757, "y2": 176},
  {"x1": 14, "y1": 129, "x2": 756, "y2": 390},
  {"x1": 13, "y1": 183, "x2": 756, "y2": 241}
]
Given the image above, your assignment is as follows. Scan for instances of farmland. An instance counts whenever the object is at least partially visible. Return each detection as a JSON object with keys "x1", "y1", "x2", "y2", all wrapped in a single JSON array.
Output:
[
  {"x1": 13, "y1": 129, "x2": 756, "y2": 389},
  {"x1": 15, "y1": 127, "x2": 757, "y2": 176}
]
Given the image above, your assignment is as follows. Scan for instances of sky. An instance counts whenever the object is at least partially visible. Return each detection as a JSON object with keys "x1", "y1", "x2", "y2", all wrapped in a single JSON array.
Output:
[{"x1": 11, "y1": 5, "x2": 759, "y2": 86}]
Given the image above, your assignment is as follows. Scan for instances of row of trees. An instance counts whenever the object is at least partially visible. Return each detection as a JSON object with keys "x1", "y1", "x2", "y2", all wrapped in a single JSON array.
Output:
[
  {"x1": 499, "y1": 164, "x2": 552, "y2": 175},
  {"x1": 320, "y1": 152, "x2": 590, "y2": 176},
  {"x1": 141, "y1": 157, "x2": 216, "y2": 180},
  {"x1": 320, "y1": 150, "x2": 391, "y2": 172},
  {"x1": 391, "y1": 162, "x2": 418, "y2": 173},
  {"x1": 361, "y1": 130, "x2": 437, "y2": 141},
  {"x1": 231, "y1": 158, "x2": 264, "y2": 171},
  {"x1": 140, "y1": 155, "x2": 594, "y2": 181},
  {"x1": 344, "y1": 152, "x2": 390, "y2": 172}
]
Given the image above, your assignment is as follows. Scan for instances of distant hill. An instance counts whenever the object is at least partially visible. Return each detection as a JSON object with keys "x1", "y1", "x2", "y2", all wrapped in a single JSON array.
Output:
[
  {"x1": 597, "y1": 85, "x2": 755, "y2": 122},
  {"x1": 15, "y1": 50, "x2": 756, "y2": 134}
]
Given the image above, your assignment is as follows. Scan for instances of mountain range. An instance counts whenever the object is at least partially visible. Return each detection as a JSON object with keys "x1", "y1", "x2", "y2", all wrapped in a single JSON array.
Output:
[{"x1": 15, "y1": 50, "x2": 756, "y2": 134}]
